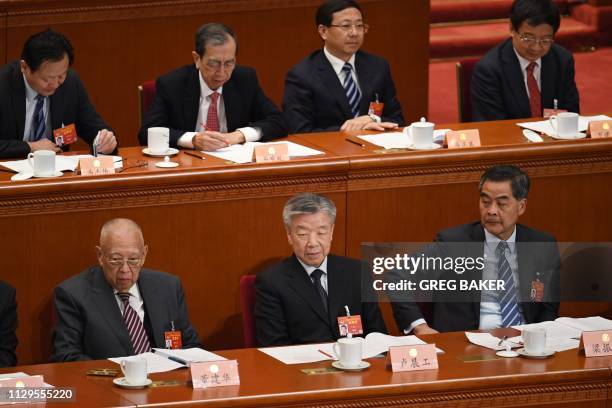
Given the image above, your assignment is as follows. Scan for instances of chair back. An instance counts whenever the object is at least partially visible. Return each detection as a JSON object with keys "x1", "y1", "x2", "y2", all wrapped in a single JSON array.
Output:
[
  {"x1": 138, "y1": 80, "x2": 157, "y2": 126},
  {"x1": 456, "y1": 58, "x2": 479, "y2": 122},
  {"x1": 239, "y1": 275, "x2": 257, "y2": 348}
]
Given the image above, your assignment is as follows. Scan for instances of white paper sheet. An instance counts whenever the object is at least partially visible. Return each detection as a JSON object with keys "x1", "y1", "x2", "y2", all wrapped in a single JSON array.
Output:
[
  {"x1": 258, "y1": 343, "x2": 333, "y2": 365},
  {"x1": 258, "y1": 332, "x2": 443, "y2": 365},
  {"x1": 555, "y1": 316, "x2": 612, "y2": 332},
  {"x1": 109, "y1": 352, "x2": 185, "y2": 373},
  {"x1": 151, "y1": 347, "x2": 226, "y2": 366},
  {"x1": 0, "y1": 154, "x2": 122, "y2": 174},
  {"x1": 465, "y1": 332, "x2": 521, "y2": 351},
  {"x1": 357, "y1": 129, "x2": 449, "y2": 149},
  {"x1": 516, "y1": 115, "x2": 612, "y2": 137},
  {"x1": 513, "y1": 320, "x2": 582, "y2": 340},
  {"x1": 202, "y1": 141, "x2": 324, "y2": 164}
]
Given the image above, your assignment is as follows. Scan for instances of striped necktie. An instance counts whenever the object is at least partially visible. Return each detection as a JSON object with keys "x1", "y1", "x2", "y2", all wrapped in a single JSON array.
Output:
[
  {"x1": 496, "y1": 241, "x2": 523, "y2": 327},
  {"x1": 30, "y1": 94, "x2": 46, "y2": 141},
  {"x1": 342, "y1": 63, "x2": 361, "y2": 118},
  {"x1": 117, "y1": 292, "x2": 151, "y2": 354}
]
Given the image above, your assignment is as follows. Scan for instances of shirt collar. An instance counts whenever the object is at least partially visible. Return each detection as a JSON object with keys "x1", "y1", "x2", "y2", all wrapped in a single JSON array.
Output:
[
  {"x1": 198, "y1": 70, "x2": 223, "y2": 99},
  {"x1": 484, "y1": 226, "x2": 517, "y2": 253},
  {"x1": 114, "y1": 283, "x2": 142, "y2": 302},
  {"x1": 513, "y1": 47, "x2": 541, "y2": 73},
  {"x1": 323, "y1": 46, "x2": 357, "y2": 76},
  {"x1": 23, "y1": 74, "x2": 39, "y2": 102},
  {"x1": 296, "y1": 256, "x2": 329, "y2": 278}
]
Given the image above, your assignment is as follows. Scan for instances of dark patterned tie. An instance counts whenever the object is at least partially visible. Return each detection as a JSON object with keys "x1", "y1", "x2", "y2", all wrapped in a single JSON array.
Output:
[
  {"x1": 310, "y1": 269, "x2": 328, "y2": 313},
  {"x1": 117, "y1": 292, "x2": 151, "y2": 354},
  {"x1": 205, "y1": 91, "x2": 220, "y2": 131},
  {"x1": 342, "y1": 63, "x2": 361, "y2": 118},
  {"x1": 496, "y1": 242, "x2": 523, "y2": 327},
  {"x1": 526, "y1": 62, "x2": 542, "y2": 118},
  {"x1": 31, "y1": 94, "x2": 46, "y2": 141}
]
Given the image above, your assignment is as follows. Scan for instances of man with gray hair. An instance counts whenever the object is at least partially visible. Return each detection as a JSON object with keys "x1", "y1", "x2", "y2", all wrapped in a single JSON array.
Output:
[
  {"x1": 51, "y1": 218, "x2": 201, "y2": 361},
  {"x1": 139, "y1": 22, "x2": 287, "y2": 151},
  {"x1": 255, "y1": 193, "x2": 386, "y2": 346}
]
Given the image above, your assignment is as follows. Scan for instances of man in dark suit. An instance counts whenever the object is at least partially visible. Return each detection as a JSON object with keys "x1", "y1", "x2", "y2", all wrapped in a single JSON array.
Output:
[
  {"x1": 282, "y1": 0, "x2": 404, "y2": 133},
  {"x1": 138, "y1": 23, "x2": 287, "y2": 151},
  {"x1": 390, "y1": 165, "x2": 560, "y2": 333},
  {"x1": 52, "y1": 218, "x2": 200, "y2": 362},
  {"x1": 0, "y1": 29, "x2": 117, "y2": 159},
  {"x1": 0, "y1": 281, "x2": 18, "y2": 367},
  {"x1": 255, "y1": 193, "x2": 387, "y2": 347},
  {"x1": 471, "y1": 0, "x2": 579, "y2": 121}
]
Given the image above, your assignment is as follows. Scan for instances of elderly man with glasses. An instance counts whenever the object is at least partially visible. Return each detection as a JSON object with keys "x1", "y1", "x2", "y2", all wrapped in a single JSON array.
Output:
[
  {"x1": 282, "y1": 0, "x2": 404, "y2": 133},
  {"x1": 138, "y1": 23, "x2": 287, "y2": 152},
  {"x1": 471, "y1": 0, "x2": 580, "y2": 121},
  {"x1": 51, "y1": 218, "x2": 201, "y2": 362}
]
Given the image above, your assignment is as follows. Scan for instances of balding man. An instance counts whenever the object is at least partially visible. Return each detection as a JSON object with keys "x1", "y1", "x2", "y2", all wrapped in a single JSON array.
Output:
[{"x1": 51, "y1": 218, "x2": 200, "y2": 362}]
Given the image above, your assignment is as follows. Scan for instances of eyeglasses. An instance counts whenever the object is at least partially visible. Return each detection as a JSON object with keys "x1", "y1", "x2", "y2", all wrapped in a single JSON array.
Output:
[
  {"x1": 517, "y1": 33, "x2": 553, "y2": 47},
  {"x1": 328, "y1": 23, "x2": 369, "y2": 33},
  {"x1": 205, "y1": 59, "x2": 236, "y2": 71},
  {"x1": 105, "y1": 257, "x2": 143, "y2": 268}
]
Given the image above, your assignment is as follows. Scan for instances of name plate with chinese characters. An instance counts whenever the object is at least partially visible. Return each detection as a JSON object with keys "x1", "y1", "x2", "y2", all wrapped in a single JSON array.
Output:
[
  {"x1": 254, "y1": 143, "x2": 289, "y2": 163},
  {"x1": 191, "y1": 360, "x2": 240, "y2": 388},
  {"x1": 580, "y1": 330, "x2": 612, "y2": 357},
  {"x1": 445, "y1": 129, "x2": 481, "y2": 149},
  {"x1": 388, "y1": 344, "x2": 438, "y2": 372},
  {"x1": 79, "y1": 157, "x2": 115, "y2": 176},
  {"x1": 589, "y1": 120, "x2": 611, "y2": 139}
]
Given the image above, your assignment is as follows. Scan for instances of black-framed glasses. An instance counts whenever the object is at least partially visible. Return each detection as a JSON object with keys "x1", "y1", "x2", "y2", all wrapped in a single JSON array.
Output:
[
  {"x1": 517, "y1": 33, "x2": 553, "y2": 47},
  {"x1": 328, "y1": 23, "x2": 369, "y2": 33}
]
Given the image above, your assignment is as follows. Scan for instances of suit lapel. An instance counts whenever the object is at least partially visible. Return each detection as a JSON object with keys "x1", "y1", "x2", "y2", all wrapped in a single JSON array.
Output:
[
  {"x1": 138, "y1": 271, "x2": 166, "y2": 348},
  {"x1": 540, "y1": 53, "x2": 556, "y2": 111},
  {"x1": 315, "y1": 51, "x2": 352, "y2": 118},
  {"x1": 326, "y1": 255, "x2": 345, "y2": 327},
  {"x1": 287, "y1": 256, "x2": 331, "y2": 327},
  {"x1": 354, "y1": 52, "x2": 372, "y2": 114},
  {"x1": 90, "y1": 268, "x2": 134, "y2": 355},
  {"x1": 222, "y1": 76, "x2": 239, "y2": 131},
  {"x1": 49, "y1": 85, "x2": 64, "y2": 131},
  {"x1": 183, "y1": 67, "x2": 201, "y2": 131},
  {"x1": 501, "y1": 41, "x2": 531, "y2": 117},
  {"x1": 10, "y1": 66, "x2": 27, "y2": 139},
  {"x1": 469, "y1": 223, "x2": 487, "y2": 318}
]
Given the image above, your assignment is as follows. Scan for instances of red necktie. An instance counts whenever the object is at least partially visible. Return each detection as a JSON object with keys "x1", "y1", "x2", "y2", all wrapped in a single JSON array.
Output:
[
  {"x1": 205, "y1": 92, "x2": 220, "y2": 132},
  {"x1": 117, "y1": 293, "x2": 151, "y2": 355},
  {"x1": 526, "y1": 62, "x2": 541, "y2": 118}
]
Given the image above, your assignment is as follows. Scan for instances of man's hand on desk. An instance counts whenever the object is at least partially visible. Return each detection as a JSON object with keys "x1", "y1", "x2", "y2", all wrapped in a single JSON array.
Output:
[
  {"x1": 96, "y1": 129, "x2": 117, "y2": 154},
  {"x1": 193, "y1": 130, "x2": 246, "y2": 151},
  {"x1": 28, "y1": 138, "x2": 61, "y2": 153},
  {"x1": 341, "y1": 115, "x2": 399, "y2": 132},
  {"x1": 413, "y1": 323, "x2": 439, "y2": 336}
]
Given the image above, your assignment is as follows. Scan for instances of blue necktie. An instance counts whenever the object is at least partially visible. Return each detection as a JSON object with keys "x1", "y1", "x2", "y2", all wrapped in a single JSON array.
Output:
[
  {"x1": 496, "y1": 241, "x2": 523, "y2": 327},
  {"x1": 310, "y1": 269, "x2": 328, "y2": 313},
  {"x1": 31, "y1": 94, "x2": 46, "y2": 141},
  {"x1": 342, "y1": 63, "x2": 361, "y2": 118}
]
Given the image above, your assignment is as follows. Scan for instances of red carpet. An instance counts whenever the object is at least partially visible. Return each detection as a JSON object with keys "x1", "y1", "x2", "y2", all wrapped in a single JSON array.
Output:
[{"x1": 428, "y1": 47, "x2": 612, "y2": 124}]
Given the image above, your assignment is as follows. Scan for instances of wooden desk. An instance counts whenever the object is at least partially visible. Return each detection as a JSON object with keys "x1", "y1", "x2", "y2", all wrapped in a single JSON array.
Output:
[
  {"x1": 2, "y1": 120, "x2": 612, "y2": 365},
  {"x1": 1, "y1": 330, "x2": 611, "y2": 407}
]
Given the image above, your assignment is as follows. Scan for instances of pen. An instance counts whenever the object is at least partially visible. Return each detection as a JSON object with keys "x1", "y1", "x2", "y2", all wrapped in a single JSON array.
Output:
[
  {"x1": 184, "y1": 150, "x2": 206, "y2": 160},
  {"x1": 318, "y1": 349, "x2": 334, "y2": 359},
  {"x1": 345, "y1": 138, "x2": 365, "y2": 148},
  {"x1": 344, "y1": 305, "x2": 351, "y2": 317},
  {"x1": 498, "y1": 336, "x2": 507, "y2": 346},
  {"x1": 167, "y1": 355, "x2": 188, "y2": 366},
  {"x1": 93, "y1": 131, "x2": 101, "y2": 157}
]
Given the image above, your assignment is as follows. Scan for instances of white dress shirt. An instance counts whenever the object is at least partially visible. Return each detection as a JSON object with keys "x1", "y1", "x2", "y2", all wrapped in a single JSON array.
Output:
[
  {"x1": 23, "y1": 75, "x2": 51, "y2": 141},
  {"x1": 513, "y1": 48, "x2": 542, "y2": 97},
  {"x1": 296, "y1": 256, "x2": 329, "y2": 294},
  {"x1": 114, "y1": 283, "x2": 145, "y2": 323},
  {"x1": 178, "y1": 70, "x2": 260, "y2": 148},
  {"x1": 479, "y1": 227, "x2": 523, "y2": 329}
]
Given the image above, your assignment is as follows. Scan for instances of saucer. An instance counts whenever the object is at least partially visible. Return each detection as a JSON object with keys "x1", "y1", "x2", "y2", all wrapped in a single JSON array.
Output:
[
  {"x1": 142, "y1": 148, "x2": 179, "y2": 157},
  {"x1": 112, "y1": 377, "x2": 152, "y2": 389},
  {"x1": 516, "y1": 348, "x2": 555, "y2": 359},
  {"x1": 331, "y1": 360, "x2": 371, "y2": 371},
  {"x1": 155, "y1": 161, "x2": 179, "y2": 168},
  {"x1": 32, "y1": 171, "x2": 63, "y2": 178},
  {"x1": 496, "y1": 349, "x2": 519, "y2": 358},
  {"x1": 549, "y1": 132, "x2": 586, "y2": 140},
  {"x1": 407, "y1": 143, "x2": 442, "y2": 150}
]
